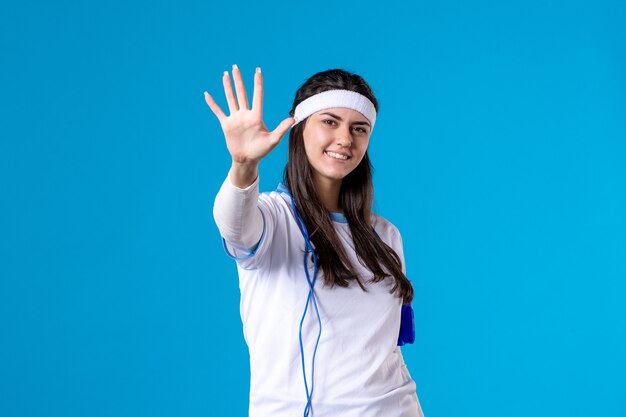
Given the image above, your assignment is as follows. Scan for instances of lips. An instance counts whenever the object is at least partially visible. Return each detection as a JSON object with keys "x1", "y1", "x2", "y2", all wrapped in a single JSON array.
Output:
[{"x1": 325, "y1": 151, "x2": 351, "y2": 160}]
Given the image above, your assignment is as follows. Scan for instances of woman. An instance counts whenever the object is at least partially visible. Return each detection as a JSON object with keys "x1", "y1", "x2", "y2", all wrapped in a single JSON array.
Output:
[{"x1": 204, "y1": 64, "x2": 425, "y2": 417}]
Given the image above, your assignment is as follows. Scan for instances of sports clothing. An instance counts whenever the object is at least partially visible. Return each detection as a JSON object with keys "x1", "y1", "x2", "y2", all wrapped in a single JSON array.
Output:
[{"x1": 213, "y1": 174, "x2": 425, "y2": 417}]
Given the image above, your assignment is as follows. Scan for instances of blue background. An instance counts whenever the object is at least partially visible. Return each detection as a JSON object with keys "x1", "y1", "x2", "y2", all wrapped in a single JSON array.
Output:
[{"x1": 1, "y1": 0, "x2": 625, "y2": 416}]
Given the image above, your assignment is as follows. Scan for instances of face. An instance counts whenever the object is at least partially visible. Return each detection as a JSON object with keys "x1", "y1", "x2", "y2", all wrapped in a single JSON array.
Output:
[{"x1": 302, "y1": 107, "x2": 372, "y2": 187}]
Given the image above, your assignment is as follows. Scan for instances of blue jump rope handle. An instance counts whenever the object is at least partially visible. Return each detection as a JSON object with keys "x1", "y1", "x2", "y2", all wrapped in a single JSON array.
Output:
[{"x1": 397, "y1": 303, "x2": 415, "y2": 346}]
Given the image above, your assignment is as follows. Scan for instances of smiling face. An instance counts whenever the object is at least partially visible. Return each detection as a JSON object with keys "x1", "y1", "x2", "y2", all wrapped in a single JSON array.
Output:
[{"x1": 302, "y1": 107, "x2": 372, "y2": 189}]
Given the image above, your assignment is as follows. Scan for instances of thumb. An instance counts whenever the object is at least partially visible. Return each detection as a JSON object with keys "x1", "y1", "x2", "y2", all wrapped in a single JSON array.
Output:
[{"x1": 269, "y1": 117, "x2": 297, "y2": 146}]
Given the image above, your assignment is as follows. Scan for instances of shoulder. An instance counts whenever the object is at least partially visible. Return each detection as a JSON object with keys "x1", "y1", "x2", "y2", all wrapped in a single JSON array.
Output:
[
  {"x1": 371, "y1": 212, "x2": 401, "y2": 235},
  {"x1": 371, "y1": 212, "x2": 407, "y2": 271},
  {"x1": 370, "y1": 212, "x2": 403, "y2": 246},
  {"x1": 256, "y1": 189, "x2": 302, "y2": 236},
  {"x1": 257, "y1": 190, "x2": 292, "y2": 215}
]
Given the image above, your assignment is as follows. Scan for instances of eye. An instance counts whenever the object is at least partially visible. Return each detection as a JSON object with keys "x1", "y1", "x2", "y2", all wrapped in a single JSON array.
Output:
[
  {"x1": 322, "y1": 119, "x2": 336, "y2": 125},
  {"x1": 354, "y1": 127, "x2": 367, "y2": 133}
]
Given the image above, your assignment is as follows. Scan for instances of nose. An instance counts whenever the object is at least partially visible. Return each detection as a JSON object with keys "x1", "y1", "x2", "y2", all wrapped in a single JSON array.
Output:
[{"x1": 336, "y1": 126, "x2": 353, "y2": 148}]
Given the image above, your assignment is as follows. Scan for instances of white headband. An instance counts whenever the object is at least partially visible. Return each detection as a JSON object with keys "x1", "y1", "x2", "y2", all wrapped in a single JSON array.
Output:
[{"x1": 292, "y1": 89, "x2": 377, "y2": 132}]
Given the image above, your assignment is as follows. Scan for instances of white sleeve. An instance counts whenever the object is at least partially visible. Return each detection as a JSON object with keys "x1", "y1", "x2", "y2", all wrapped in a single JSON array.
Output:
[
  {"x1": 392, "y1": 226, "x2": 407, "y2": 276},
  {"x1": 212, "y1": 170, "x2": 264, "y2": 250}
]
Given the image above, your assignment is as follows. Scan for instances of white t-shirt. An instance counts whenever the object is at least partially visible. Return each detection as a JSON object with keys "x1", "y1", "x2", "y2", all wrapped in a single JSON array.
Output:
[{"x1": 218, "y1": 182, "x2": 425, "y2": 417}]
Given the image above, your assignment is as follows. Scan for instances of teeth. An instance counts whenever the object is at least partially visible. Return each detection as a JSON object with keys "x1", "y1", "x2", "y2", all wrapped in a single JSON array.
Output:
[{"x1": 326, "y1": 151, "x2": 348, "y2": 160}]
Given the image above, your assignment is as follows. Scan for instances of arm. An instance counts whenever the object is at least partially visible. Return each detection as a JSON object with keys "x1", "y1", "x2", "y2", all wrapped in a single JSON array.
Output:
[{"x1": 212, "y1": 164, "x2": 263, "y2": 250}]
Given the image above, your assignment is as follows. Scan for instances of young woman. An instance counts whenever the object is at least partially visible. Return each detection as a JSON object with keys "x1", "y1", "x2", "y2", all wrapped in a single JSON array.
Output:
[{"x1": 204, "y1": 65, "x2": 425, "y2": 417}]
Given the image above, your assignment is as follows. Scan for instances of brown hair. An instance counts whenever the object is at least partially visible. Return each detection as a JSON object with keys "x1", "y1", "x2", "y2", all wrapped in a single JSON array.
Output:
[{"x1": 284, "y1": 69, "x2": 413, "y2": 304}]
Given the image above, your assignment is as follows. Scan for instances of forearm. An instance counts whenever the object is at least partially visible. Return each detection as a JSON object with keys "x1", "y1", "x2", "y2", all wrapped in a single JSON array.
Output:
[
  {"x1": 229, "y1": 160, "x2": 259, "y2": 188},
  {"x1": 212, "y1": 164, "x2": 264, "y2": 249}
]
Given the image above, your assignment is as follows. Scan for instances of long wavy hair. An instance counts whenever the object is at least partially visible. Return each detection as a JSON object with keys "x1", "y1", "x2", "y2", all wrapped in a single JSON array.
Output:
[{"x1": 284, "y1": 69, "x2": 414, "y2": 304}]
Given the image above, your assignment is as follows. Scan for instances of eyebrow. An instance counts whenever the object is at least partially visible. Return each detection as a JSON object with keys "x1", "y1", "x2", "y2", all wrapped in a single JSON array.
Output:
[{"x1": 319, "y1": 112, "x2": 371, "y2": 127}]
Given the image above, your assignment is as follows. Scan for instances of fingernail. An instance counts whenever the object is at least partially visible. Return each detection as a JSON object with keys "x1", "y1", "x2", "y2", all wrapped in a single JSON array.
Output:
[
  {"x1": 223, "y1": 70, "x2": 228, "y2": 77},
  {"x1": 256, "y1": 67, "x2": 261, "y2": 74},
  {"x1": 232, "y1": 64, "x2": 238, "y2": 70}
]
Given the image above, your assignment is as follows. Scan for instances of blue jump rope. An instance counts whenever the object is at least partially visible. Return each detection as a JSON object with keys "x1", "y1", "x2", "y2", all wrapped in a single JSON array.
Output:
[{"x1": 276, "y1": 183, "x2": 414, "y2": 417}]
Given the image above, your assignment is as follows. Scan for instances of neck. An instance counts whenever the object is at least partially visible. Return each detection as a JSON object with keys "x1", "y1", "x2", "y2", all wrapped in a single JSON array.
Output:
[{"x1": 312, "y1": 175, "x2": 342, "y2": 212}]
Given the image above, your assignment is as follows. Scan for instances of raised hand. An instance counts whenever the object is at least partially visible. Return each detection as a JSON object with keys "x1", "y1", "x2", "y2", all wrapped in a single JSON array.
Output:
[{"x1": 204, "y1": 65, "x2": 295, "y2": 170}]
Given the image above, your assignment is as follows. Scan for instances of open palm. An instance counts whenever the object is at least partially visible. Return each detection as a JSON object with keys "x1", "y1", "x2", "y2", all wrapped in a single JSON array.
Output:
[{"x1": 204, "y1": 65, "x2": 295, "y2": 165}]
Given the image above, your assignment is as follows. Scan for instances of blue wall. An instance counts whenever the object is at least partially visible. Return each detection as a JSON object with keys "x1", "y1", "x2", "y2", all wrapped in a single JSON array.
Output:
[{"x1": 1, "y1": 0, "x2": 624, "y2": 416}]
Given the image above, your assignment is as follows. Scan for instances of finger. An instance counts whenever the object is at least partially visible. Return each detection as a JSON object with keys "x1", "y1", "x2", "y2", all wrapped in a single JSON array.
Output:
[
  {"x1": 204, "y1": 91, "x2": 227, "y2": 122},
  {"x1": 252, "y1": 67, "x2": 263, "y2": 116},
  {"x1": 269, "y1": 117, "x2": 297, "y2": 146},
  {"x1": 231, "y1": 64, "x2": 250, "y2": 110},
  {"x1": 222, "y1": 70, "x2": 239, "y2": 114}
]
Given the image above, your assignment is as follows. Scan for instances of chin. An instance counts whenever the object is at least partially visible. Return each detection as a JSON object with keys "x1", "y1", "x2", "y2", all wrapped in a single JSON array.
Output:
[
  {"x1": 324, "y1": 169, "x2": 354, "y2": 181},
  {"x1": 312, "y1": 161, "x2": 357, "y2": 182}
]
